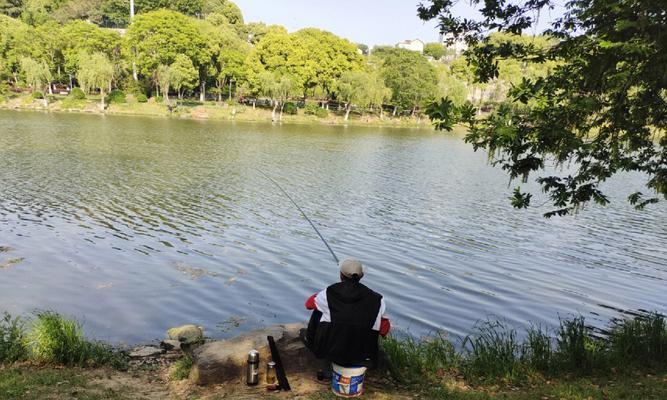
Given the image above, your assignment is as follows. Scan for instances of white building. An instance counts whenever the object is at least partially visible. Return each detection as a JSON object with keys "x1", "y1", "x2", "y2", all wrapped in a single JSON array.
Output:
[
  {"x1": 396, "y1": 39, "x2": 425, "y2": 53},
  {"x1": 439, "y1": 33, "x2": 468, "y2": 54}
]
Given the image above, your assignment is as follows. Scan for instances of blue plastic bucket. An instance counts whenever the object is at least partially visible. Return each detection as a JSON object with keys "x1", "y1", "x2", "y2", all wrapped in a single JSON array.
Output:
[{"x1": 331, "y1": 363, "x2": 367, "y2": 398}]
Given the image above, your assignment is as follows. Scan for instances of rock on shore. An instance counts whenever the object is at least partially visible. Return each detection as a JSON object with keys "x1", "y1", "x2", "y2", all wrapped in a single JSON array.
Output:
[{"x1": 190, "y1": 323, "x2": 319, "y2": 386}]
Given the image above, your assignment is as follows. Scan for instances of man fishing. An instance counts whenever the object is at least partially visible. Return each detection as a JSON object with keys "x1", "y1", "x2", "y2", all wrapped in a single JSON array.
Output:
[{"x1": 302, "y1": 258, "x2": 391, "y2": 369}]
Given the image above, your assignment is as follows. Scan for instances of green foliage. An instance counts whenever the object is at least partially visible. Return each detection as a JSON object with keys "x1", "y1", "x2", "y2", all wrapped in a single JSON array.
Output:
[
  {"x1": 419, "y1": 0, "x2": 667, "y2": 216},
  {"x1": 381, "y1": 48, "x2": 438, "y2": 111},
  {"x1": 282, "y1": 101, "x2": 297, "y2": 115},
  {"x1": 0, "y1": 313, "x2": 28, "y2": 364},
  {"x1": 555, "y1": 317, "x2": 605, "y2": 373},
  {"x1": 520, "y1": 325, "x2": 553, "y2": 372},
  {"x1": 106, "y1": 89, "x2": 125, "y2": 104},
  {"x1": 59, "y1": 20, "x2": 121, "y2": 75},
  {"x1": 305, "y1": 103, "x2": 328, "y2": 118},
  {"x1": 77, "y1": 52, "x2": 113, "y2": 107},
  {"x1": 169, "y1": 54, "x2": 197, "y2": 96},
  {"x1": 608, "y1": 312, "x2": 667, "y2": 367},
  {"x1": 69, "y1": 86, "x2": 85, "y2": 99},
  {"x1": 19, "y1": 57, "x2": 51, "y2": 92},
  {"x1": 124, "y1": 10, "x2": 207, "y2": 78},
  {"x1": 424, "y1": 42, "x2": 446, "y2": 59},
  {"x1": 463, "y1": 320, "x2": 522, "y2": 381},
  {"x1": 30, "y1": 90, "x2": 43, "y2": 99},
  {"x1": 136, "y1": 93, "x2": 148, "y2": 103},
  {"x1": 28, "y1": 311, "x2": 126, "y2": 368},
  {"x1": 170, "y1": 355, "x2": 193, "y2": 381},
  {"x1": 381, "y1": 333, "x2": 460, "y2": 385}
]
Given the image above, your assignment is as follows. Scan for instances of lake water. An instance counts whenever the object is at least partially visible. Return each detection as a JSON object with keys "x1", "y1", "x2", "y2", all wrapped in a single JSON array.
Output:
[{"x1": 0, "y1": 110, "x2": 665, "y2": 344}]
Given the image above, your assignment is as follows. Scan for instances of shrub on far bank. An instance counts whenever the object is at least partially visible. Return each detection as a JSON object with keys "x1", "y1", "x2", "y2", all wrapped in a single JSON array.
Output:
[
  {"x1": 31, "y1": 91, "x2": 44, "y2": 100},
  {"x1": 107, "y1": 90, "x2": 126, "y2": 104},
  {"x1": 69, "y1": 87, "x2": 85, "y2": 100},
  {"x1": 136, "y1": 94, "x2": 148, "y2": 103},
  {"x1": 305, "y1": 103, "x2": 328, "y2": 118},
  {"x1": 283, "y1": 102, "x2": 297, "y2": 115},
  {"x1": 0, "y1": 312, "x2": 29, "y2": 364}
]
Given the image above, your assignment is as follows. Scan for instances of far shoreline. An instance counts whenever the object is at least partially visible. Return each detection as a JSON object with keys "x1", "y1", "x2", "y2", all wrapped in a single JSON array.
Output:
[{"x1": 0, "y1": 94, "x2": 439, "y2": 131}]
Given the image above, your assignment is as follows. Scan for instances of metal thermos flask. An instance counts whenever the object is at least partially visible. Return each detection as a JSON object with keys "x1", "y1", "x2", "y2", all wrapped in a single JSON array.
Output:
[{"x1": 246, "y1": 350, "x2": 260, "y2": 385}]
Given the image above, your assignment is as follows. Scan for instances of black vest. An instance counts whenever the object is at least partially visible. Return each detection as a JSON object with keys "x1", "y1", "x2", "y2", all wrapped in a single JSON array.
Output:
[{"x1": 306, "y1": 280, "x2": 382, "y2": 366}]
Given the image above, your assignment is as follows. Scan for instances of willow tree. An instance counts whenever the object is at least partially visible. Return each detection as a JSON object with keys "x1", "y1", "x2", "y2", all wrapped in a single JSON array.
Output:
[
  {"x1": 419, "y1": 0, "x2": 667, "y2": 216},
  {"x1": 19, "y1": 57, "x2": 51, "y2": 105},
  {"x1": 77, "y1": 52, "x2": 113, "y2": 110}
]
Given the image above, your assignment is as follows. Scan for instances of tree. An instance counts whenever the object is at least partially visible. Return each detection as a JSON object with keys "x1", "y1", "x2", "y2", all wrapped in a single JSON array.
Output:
[
  {"x1": 356, "y1": 43, "x2": 369, "y2": 56},
  {"x1": 155, "y1": 64, "x2": 171, "y2": 104},
  {"x1": 381, "y1": 48, "x2": 438, "y2": 115},
  {"x1": 169, "y1": 54, "x2": 197, "y2": 99},
  {"x1": 419, "y1": 0, "x2": 667, "y2": 216},
  {"x1": 60, "y1": 21, "x2": 121, "y2": 84},
  {"x1": 19, "y1": 56, "x2": 51, "y2": 104},
  {"x1": 290, "y1": 28, "x2": 364, "y2": 98},
  {"x1": 0, "y1": 0, "x2": 23, "y2": 18},
  {"x1": 124, "y1": 10, "x2": 206, "y2": 91},
  {"x1": 77, "y1": 52, "x2": 113, "y2": 110},
  {"x1": 53, "y1": 0, "x2": 104, "y2": 24},
  {"x1": 245, "y1": 28, "x2": 299, "y2": 95},
  {"x1": 245, "y1": 21, "x2": 269, "y2": 44},
  {"x1": 423, "y1": 42, "x2": 446, "y2": 59},
  {"x1": 215, "y1": 48, "x2": 245, "y2": 101}
]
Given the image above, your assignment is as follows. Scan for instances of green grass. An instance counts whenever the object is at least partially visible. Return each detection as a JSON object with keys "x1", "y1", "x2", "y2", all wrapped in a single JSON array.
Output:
[
  {"x1": 382, "y1": 312, "x2": 667, "y2": 389},
  {"x1": 555, "y1": 316, "x2": 605, "y2": 373},
  {"x1": 0, "y1": 313, "x2": 29, "y2": 364},
  {"x1": 382, "y1": 332, "x2": 461, "y2": 384},
  {"x1": 169, "y1": 355, "x2": 193, "y2": 381},
  {"x1": 463, "y1": 320, "x2": 522, "y2": 381},
  {"x1": 28, "y1": 311, "x2": 127, "y2": 369},
  {"x1": 608, "y1": 312, "x2": 667, "y2": 367}
]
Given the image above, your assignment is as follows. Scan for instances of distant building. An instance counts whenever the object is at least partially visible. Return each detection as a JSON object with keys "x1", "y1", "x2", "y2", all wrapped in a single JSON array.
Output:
[
  {"x1": 439, "y1": 33, "x2": 468, "y2": 54},
  {"x1": 396, "y1": 39, "x2": 425, "y2": 53}
]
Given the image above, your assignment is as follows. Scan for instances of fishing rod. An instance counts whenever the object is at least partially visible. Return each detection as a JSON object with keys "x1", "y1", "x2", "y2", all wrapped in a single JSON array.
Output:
[{"x1": 256, "y1": 168, "x2": 340, "y2": 264}]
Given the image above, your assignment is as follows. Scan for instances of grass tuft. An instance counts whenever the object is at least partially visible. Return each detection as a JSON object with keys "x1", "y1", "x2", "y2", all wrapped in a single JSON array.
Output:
[
  {"x1": 555, "y1": 316, "x2": 605, "y2": 373},
  {"x1": 608, "y1": 311, "x2": 667, "y2": 367},
  {"x1": 520, "y1": 324, "x2": 552, "y2": 372},
  {"x1": 170, "y1": 355, "x2": 193, "y2": 381},
  {"x1": 381, "y1": 332, "x2": 460, "y2": 384},
  {"x1": 462, "y1": 320, "x2": 521, "y2": 381},
  {"x1": 28, "y1": 311, "x2": 127, "y2": 369},
  {"x1": 0, "y1": 312, "x2": 29, "y2": 364}
]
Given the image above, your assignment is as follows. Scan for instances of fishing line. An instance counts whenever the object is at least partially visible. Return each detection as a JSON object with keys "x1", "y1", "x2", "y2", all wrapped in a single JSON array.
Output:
[{"x1": 256, "y1": 168, "x2": 340, "y2": 264}]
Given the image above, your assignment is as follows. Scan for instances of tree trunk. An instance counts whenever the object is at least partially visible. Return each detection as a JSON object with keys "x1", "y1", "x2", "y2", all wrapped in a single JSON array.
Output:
[
  {"x1": 100, "y1": 87, "x2": 105, "y2": 111},
  {"x1": 393, "y1": 106, "x2": 397, "y2": 117},
  {"x1": 272, "y1": 102, "x2": 278, "y2": 122},
  {"x1": 411, "y1": 107, "x2": 416, "y2": 117},
  {"x1": 132, "y1": 62, "x2": 138, "y2": 81},
  {"x1": 252, "y1": 100, "x2": 256, "y2": 109},
  {"x1": 199, "y1": 80, "x2": 205, "y2": 102},
  {"x1": 344, "y1": 103, "x2": 351, "y2": 121},
  {"x1": 279, "y1": 102, "x2": 285, "y2": 121},
  {"x1": 178, "y1": 89, "x2": 182, "y2": 100}
]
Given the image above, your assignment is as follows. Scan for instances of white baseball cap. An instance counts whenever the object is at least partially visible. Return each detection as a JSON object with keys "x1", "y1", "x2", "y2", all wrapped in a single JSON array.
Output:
[{"x1": 339, "y1": 258, "x2": 364, "y2": 279}]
